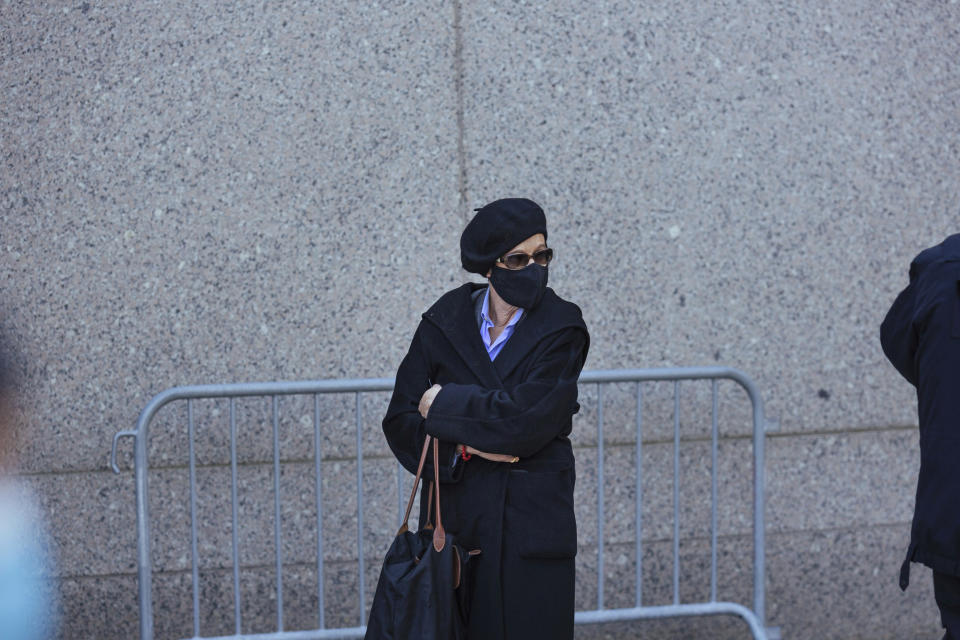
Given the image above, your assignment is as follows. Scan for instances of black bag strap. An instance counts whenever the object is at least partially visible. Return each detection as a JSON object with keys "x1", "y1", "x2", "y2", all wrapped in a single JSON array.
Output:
[{"x1": 398, "y1": 435, "x2": 446, "y2": 552}]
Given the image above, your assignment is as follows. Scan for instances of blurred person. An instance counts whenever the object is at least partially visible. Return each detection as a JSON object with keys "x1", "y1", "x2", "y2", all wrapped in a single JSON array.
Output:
[
  {"x1": 881, "y1": 233, "x2": 960, "y2": 640},
  {"x1": 380, "y1": 198, "x2": 589, "y2": 639},
  {"x1": 0, "y1": 327, "x2": 56, "y2": 640}
]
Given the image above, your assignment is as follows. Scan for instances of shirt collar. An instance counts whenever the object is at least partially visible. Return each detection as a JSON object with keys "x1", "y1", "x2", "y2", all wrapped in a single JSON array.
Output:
[{"x1": 480, "y1": 286, "x2": 524, "y2": 330}]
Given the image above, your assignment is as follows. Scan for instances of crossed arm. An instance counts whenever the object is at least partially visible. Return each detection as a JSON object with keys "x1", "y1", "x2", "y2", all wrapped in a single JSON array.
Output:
[
  {"x1": 382, "y1": 323, "x2": 588, "y2": 480},
  {"x1": 418, "y1": 384, "x2": 518, "y2": 463}
]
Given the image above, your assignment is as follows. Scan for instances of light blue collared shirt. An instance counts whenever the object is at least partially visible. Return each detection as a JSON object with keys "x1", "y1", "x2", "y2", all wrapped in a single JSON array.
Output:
[{"x1": 479, "y1": 286, "x2": 523, "y2": 360}]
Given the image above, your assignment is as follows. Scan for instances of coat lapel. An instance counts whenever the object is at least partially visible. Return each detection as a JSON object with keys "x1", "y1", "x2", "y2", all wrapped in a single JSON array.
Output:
[
  {"x1": 423, "y1": 284, "x2": 587, "y2": 387},
  {"x1": 423, "y1": 284, "x2": 504, "y2": 389},
  {"x1": 492, "y1": 287, "x2": 587, "y2": 380},
  {"x1": 491, "y1": 308, "x2": 543, "y2": 381}
]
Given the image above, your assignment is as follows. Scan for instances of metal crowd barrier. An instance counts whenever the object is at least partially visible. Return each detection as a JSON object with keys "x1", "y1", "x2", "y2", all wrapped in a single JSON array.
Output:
[{"x1": 111, "y1": 367, "x2": 777, "y2": 640}]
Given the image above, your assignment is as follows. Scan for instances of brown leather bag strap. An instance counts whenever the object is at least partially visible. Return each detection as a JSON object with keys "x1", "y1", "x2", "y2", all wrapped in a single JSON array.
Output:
[
  {"x1": 431, "y1": 437, "x2": 446, "y2": 552},
  {"x1": 398, "y1": 435, "x2": 432, "y2": 534},
  {"x1": 425, "y1": 480, "x2": 435, "y2": 529}
]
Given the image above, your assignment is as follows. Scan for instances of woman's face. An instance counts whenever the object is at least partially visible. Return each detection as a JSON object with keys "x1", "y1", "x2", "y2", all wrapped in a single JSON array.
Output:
[{"x1": 485, "y1": 233, "x2": 547, "y2": 277}]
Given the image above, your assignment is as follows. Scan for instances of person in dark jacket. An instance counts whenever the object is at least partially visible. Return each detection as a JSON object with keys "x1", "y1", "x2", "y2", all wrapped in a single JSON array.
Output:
[
  {"x1": 381, "y1": 198, "x2": 589, "y2": 640},
  {"x1": 881, "y1": 232, "x2": 960, "y2": 640}
]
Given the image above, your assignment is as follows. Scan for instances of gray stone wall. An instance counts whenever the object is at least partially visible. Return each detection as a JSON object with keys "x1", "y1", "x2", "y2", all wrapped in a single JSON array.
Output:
[{"x1": 2, "y1": 1, "x2": 958, "y2": 638}]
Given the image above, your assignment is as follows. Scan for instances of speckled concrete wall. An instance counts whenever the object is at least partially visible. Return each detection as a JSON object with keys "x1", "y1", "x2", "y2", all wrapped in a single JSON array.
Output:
[{"x1": 1, "y1": 0, "x2": 958, "y2": 638}]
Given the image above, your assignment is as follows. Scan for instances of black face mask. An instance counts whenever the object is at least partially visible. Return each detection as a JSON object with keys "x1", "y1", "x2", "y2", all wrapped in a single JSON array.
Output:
[{"x1": 489, "y1": 263, "x2": 548, "y2": 309}]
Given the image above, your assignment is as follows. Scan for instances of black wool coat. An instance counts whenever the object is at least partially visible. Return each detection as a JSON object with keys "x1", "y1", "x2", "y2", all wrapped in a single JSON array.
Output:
[
  {"x1": 382, "y1": 283, "x2": 589, "y2": 640},
  {"x1": 881, "y1": 233, "x2": 960, "y2": 588}
]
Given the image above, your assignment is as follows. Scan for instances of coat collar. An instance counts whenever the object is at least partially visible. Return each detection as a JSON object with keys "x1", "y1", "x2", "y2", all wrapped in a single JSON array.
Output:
[{"x1": 421, "y1": 283, "x2": 588, "y2": 384}]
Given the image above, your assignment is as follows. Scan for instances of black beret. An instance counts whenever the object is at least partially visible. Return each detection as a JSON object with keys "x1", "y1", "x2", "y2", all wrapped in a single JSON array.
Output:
[{"x1": 460, "y1": 198, "x2": 548, "y2": 274}]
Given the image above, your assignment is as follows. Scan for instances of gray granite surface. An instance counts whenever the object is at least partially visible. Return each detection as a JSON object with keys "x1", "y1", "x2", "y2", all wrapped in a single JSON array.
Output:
[
  {"x1": 57, "y1": 525, "x2": 943, "y2": 640},
  {"x1": 33, "y1": 419, "x2": 919, "y2": 584},
  {"x1": 2, "y1": 0, "x2": 958, "y2": 638},
  {"x1": 460, "y1": 0, "x2": 960, "y2": 437},
  {"x1": 2, "y1": 0, "x2": 463, "y2": 475}
]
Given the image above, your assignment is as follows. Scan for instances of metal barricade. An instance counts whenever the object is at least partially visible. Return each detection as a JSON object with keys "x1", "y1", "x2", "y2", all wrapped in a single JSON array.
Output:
[{"x1": 111, "y1": 367, "x2": 776, "y2": 640}]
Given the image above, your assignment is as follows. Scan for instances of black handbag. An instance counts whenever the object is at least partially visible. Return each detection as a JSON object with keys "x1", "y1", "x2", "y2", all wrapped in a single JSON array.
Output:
[{"x1": 365, "y1": 436, "x2": 480, "y2": 640}]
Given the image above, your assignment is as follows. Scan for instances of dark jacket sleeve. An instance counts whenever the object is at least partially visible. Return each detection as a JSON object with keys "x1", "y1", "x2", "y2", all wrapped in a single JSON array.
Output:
[
  {"x1": 423, "y1": 328, "x2": 588, "y2": 458},
  {"x1": 881, "y1": 274, "x2": 920, "y2": 387},
  {"x1": 382, "y1": 323, "x2": 462, "y2": 483}
]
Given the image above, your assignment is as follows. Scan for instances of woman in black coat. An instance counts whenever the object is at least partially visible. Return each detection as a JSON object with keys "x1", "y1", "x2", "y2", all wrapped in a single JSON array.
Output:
[{"x1": 382, "y1": 198, "x2": 589, "y2": 640}]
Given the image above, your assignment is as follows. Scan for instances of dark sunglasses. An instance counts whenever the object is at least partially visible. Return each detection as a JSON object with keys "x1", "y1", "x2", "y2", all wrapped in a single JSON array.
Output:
[{"x1": 496, "y1": 248, "x2": 554, "y2": 270}]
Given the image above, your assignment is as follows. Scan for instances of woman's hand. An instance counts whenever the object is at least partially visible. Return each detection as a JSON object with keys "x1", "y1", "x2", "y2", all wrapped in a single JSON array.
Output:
[
  {"x1": 460, "y1": 444, "x2": 519, "y2": 464},
  {"x1": 419, "y1": 384, "x2": 443, "y2": 418}
]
